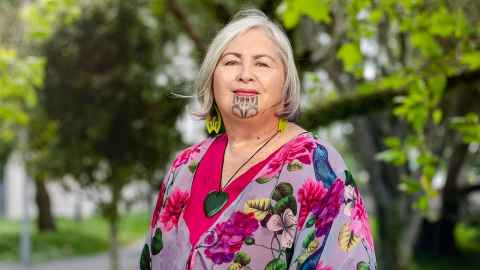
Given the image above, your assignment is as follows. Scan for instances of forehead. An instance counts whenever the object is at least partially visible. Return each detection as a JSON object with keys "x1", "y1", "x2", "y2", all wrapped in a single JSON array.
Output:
[{"x1": 222, "y1": 27, "x2": 282, "y2": 58}]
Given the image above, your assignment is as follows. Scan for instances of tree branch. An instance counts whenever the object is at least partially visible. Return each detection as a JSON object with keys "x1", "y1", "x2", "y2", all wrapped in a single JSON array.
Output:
[
  {"x1": 461, "y1": 184, "x2": 480, "y2": 195},
  {"x1": 299, "y1": 69, "x2": 480, "y2": 129},
  {"x1": 165, "y1": 0, "x2": 206, "y2": 54}
]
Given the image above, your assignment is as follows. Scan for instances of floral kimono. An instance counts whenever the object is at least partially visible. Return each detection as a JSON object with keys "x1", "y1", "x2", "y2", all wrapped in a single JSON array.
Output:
[{"x1": 140, "y1": 133, "x2": 376, "y2": 270}]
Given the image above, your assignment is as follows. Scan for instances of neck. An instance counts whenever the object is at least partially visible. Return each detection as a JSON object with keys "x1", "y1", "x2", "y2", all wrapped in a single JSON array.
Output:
[{"x1": 223, "y1": 116, "x2": 279, "y2": 149}]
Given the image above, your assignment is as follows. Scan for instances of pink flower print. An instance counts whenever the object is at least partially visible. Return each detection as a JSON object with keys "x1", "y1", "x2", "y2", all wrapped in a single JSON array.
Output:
[
  {"x1": 316, "y1": 261, "x2": 332, "y2": 270},
  {"x1": 265, "y1": 135, "x2": 316, "y2": 177},
  {"x1": 171, "y1": 143, "x2": 202, "y2": 170},
  {"x1": 312, "y1": 179, "x2": 344, "y2": 237},
  {"x1": 349, "y1": 189, "x2": 374, "y2": 249},
  {"x1": 159, "y1": 188, "x2": 190, "y2": 231},
  {"x1": 204, "y1": 212, "x2": 259, "y2": 265},
  {"x1": 297, "y1": 178, "x2": 328, "y2": 229},
  {"x1": 266, "y1": 208, "x2": 297, "y2": 249},
  {"x1": 150, "y1": 182, "x2": 166, "y2": 229}
]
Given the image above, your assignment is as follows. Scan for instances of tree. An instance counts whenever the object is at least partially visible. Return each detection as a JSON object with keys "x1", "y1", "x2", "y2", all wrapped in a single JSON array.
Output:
[
  {"x1": 281, "y1": 0, "x2": 480, "y2": 269},
  {"x1": 40, "y1": 1, "x2": 186, "y2": 269}
]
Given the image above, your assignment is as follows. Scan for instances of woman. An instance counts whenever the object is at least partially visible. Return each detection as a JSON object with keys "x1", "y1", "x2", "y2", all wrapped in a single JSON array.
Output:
[{"x1": 140, "y1": 9, "x2": 376, "y2": 270}]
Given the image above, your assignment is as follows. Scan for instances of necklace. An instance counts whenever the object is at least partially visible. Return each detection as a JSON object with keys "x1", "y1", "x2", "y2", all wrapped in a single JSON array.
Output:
[{"x1": 203, "y1": 130, "x2": 280, "y2": 217}]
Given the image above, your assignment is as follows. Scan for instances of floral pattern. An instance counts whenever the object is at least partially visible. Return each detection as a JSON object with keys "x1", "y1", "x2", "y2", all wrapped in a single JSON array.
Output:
[
  {"x1": 348, "y1": 188, "x2": 374, "y2": 249},
  {"x1": 315, "y1": 261, "x2": 332, "y2": 270},
  {"x1": 171, "y1": 143, "x2": 202, "y2": 170},
  {"x1": 141, "y1": 133, "x2": 376, "y2": 270},
  {"x1": 297, "y1": 178, "x2": 328, "y2": 229},
  {"x1": 312, "y1": 179, "x2": 345, "y2": 237},
  {"x1": 159, "y1": 188, "x2": 190, "y2": 231},
  {"x1": 150, "y1": 182, "x2": 166, "y2": 230},
  {"x1": 203, "y1": 212, "x2": 259, "y2": 264},
  {"x1": 265, "y1": 135, "x2": 316, "y2": 177}
]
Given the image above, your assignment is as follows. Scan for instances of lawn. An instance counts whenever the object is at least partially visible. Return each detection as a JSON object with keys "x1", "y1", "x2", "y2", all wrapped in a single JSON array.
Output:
[{"x1": 0, "y1": 211, "x2": 149, "y2": 263}]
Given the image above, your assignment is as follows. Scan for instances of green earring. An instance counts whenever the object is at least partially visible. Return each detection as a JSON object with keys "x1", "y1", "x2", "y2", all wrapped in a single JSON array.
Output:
[{"x1": 206, "y1": 106, "x2": 222, "y2": 134}]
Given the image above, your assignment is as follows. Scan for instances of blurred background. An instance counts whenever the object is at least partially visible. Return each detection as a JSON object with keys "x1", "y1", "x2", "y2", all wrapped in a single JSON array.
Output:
[{"x1": 0, "y1": 0, "x2": 479, "y2": 269}]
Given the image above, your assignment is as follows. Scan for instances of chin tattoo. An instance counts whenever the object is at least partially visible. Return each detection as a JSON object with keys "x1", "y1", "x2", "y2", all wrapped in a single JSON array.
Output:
[{"x1": 232, "y1": 95, "x2": 259, "y2": 119}]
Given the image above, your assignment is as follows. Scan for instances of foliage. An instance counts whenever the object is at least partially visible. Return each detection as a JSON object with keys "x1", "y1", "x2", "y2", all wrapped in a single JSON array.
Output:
[
  {"x1": 280, "y1": 0, "x2": 480, "y2": 213},
  {"x1": 0, "y1": 48, "x2": 43, "y2": 143}
]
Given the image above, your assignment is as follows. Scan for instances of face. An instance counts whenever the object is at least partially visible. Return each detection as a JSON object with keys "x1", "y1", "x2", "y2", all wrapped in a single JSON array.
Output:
[{"x1": 212, "y1": 27, "x2": 285, "y2": 123}]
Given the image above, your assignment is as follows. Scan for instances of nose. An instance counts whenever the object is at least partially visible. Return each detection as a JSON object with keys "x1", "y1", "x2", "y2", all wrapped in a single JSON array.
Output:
[{"x1": 236, "y1": 63, "x2": 254, "y2": 83}]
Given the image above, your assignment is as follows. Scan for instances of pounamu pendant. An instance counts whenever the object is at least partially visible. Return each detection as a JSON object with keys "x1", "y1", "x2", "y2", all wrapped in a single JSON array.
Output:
[{"x1": 204, "y1": 191, "x2": 229, "y2": 217}]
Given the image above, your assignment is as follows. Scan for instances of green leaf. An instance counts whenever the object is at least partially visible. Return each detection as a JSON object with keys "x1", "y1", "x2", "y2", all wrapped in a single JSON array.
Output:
[
  {"x1": 273, "y1": 195, "x2": 297, "y2": 215},
  {"x1": 272, "y1": 182, "x2": 293, "y2": 201},
  {"x1": 450, "y1": 113, "x2": 480, "y2": 143},
  {"x1": 234, "y1": 251, "x2": 251, "y2": 266},
  {"x1": 256, "y1": 177, "x2": 272, "y2": 184},
  {"x1": 357, "y1": 261, "x2": 371, "y2": 270},
  {"x1": 306, "y1": 217, "x2": 315, "y2": 228},
  {"x1": 433, "y1": 109, "x2": 443, "y2": 125},
  {"x1": 345, "y1": 170, "x2": 356, "y2": 187},
  {"x1": 265, "y1": 257, "x2": 287, "y2": 270},
  {"x1": 244, "y1": 236, "x2": 255, "y2": 245},
  {"x1": 287, "y1": 159, "x2": 303, "y2": 171},
  {"x1": 280, "y1": 0, "x2": 332, "y2": 29},
  {"x1": 151, "y1": 228, "x2": 163, "y2": 255},
  {"x1": 140, "y1": 244, "x2": 152, "y2": 270},
  {"x1": 413, "y1": 194, "x2": 429, "y2": 214},
  {"x1": 244, "y1": 198, "x2": 272, "y2": 220},
  {"x1": 337, "y1": 42, "x2": 362, "y2": 73},
  {"x1": 302, "y1": 230, "x2": 315, "y2": 248},
  {"x1": 460, "y1": 51, "x2": 480, "y2": 69},
  {"x1": 410, "y1": 32, "x2": 442, "y2": 57},
  {"x1": 398, "y1": 177, "x2": 422, "y2": 193}
]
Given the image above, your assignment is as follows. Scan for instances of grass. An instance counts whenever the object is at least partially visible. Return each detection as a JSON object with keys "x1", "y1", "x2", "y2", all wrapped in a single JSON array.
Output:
[{"x1": 0, "y1": 211, "x2": 149, "y2": 263}]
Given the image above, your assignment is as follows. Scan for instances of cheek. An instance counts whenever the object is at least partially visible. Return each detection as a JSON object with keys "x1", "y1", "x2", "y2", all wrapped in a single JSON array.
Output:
[{"x1": 263, "y1": 73, "x2": 285, "y2": 100}]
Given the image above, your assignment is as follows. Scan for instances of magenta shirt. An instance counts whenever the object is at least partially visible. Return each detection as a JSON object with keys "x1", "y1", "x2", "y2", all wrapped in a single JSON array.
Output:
[{"x1": 183, "y1": 133, "x2": 280, "y2": 246}]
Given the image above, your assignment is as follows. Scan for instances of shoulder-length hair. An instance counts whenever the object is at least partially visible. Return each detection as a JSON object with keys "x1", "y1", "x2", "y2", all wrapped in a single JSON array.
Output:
[{"x1": 194, "y1": 9, "x2": 301, "y2": 120}]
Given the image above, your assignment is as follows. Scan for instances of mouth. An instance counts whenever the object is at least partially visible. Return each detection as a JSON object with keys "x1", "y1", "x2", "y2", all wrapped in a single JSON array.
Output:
[{"x1": 233, "y1": 89, "x2": 259, "y2": 96}]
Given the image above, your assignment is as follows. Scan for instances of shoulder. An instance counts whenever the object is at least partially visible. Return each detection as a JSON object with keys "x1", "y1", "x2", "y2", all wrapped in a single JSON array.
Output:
[
  {"x1": 311, "y1": 134, "x2": 348, "y2": 176},
  {"x1": 170, "y1": 136, "x2": 215, "y2": 171},
  {"x1": 285, "y1": 132, "x2": 348, "y2": 188}
]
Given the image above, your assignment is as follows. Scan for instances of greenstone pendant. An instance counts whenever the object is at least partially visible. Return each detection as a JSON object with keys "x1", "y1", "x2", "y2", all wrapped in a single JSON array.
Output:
[{"x1": 204, "y1": 191, "x2": 229, "y2": 217}]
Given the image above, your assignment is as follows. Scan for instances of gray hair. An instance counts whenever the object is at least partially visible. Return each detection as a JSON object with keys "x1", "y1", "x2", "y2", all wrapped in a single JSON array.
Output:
[{"x1": 194, "y1": 9, "x2": 301, "y2": 120}]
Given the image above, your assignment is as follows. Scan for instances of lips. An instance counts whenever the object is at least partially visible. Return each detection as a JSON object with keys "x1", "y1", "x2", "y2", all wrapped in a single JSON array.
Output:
[{"x1": 233, "y1": 89, "x2": 259, "y2": 96}]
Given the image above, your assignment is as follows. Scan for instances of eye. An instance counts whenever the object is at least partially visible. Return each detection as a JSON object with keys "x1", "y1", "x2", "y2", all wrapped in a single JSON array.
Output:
[
  {"x1": 256, "y1": 62, "x2": 270, "y2": 67},
  {"x1": 225, "y1": 60, "x2": 239, "y2": 65}
]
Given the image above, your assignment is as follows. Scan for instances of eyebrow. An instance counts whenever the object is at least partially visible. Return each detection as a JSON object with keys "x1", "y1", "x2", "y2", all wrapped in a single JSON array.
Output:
[{"x1": 221, "y1": 52, "x2": 278, "y2": 63}]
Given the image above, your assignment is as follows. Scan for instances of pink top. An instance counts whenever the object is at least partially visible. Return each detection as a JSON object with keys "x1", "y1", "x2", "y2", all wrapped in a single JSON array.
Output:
[{"x1": 183, "y1": 133, "x2": 280, "y2": 246}]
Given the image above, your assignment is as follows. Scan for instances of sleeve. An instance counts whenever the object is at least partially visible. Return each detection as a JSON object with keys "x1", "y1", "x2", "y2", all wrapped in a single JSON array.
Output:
[
  {"x1": 139, "y1": 169, "x2": 170, "y2": 270},
  {"x1": 290, "y1": 142, "x2": 377, "y2": 270}
]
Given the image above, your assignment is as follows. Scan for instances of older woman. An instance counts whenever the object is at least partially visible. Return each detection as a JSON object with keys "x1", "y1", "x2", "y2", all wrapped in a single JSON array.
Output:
[{"x1": 140, "y1": 9, "x2": 376, "y2": 270}]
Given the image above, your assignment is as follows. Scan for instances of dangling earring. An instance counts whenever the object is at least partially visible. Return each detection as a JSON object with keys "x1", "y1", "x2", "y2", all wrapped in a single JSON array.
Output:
[
  {"x1": 206, "y1": 106, "x2": 222, "y2": 135},
  {"x1": 278, "y1": 118, "x2": 288, "y2": 133}
]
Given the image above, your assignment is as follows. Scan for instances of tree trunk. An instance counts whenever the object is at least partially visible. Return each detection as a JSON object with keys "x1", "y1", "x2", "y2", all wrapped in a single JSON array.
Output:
[
  {"x1": 415, "y1": 142, "x2": 468, "y2": 256},
  {"x1": 109, "y1": 214, "x2": 119, "y2": 270},
  {"x1": 108, "y1": 185, "x2": 120, "y2": 270},
  {"x1": 415, "y1": 84, "x2": 477, "y2": 256},
  {"x1": 34, "y1": 179, "x2": 56, "y2": 232},
  {"x1": 350, "y1": 113, "x2": 422, "y2": 270}
]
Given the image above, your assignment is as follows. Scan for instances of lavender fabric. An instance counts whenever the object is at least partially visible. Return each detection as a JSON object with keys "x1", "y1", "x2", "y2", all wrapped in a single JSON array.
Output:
[{"x1": 140, "y1": 133, "x2": 377, "y2": 270}]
